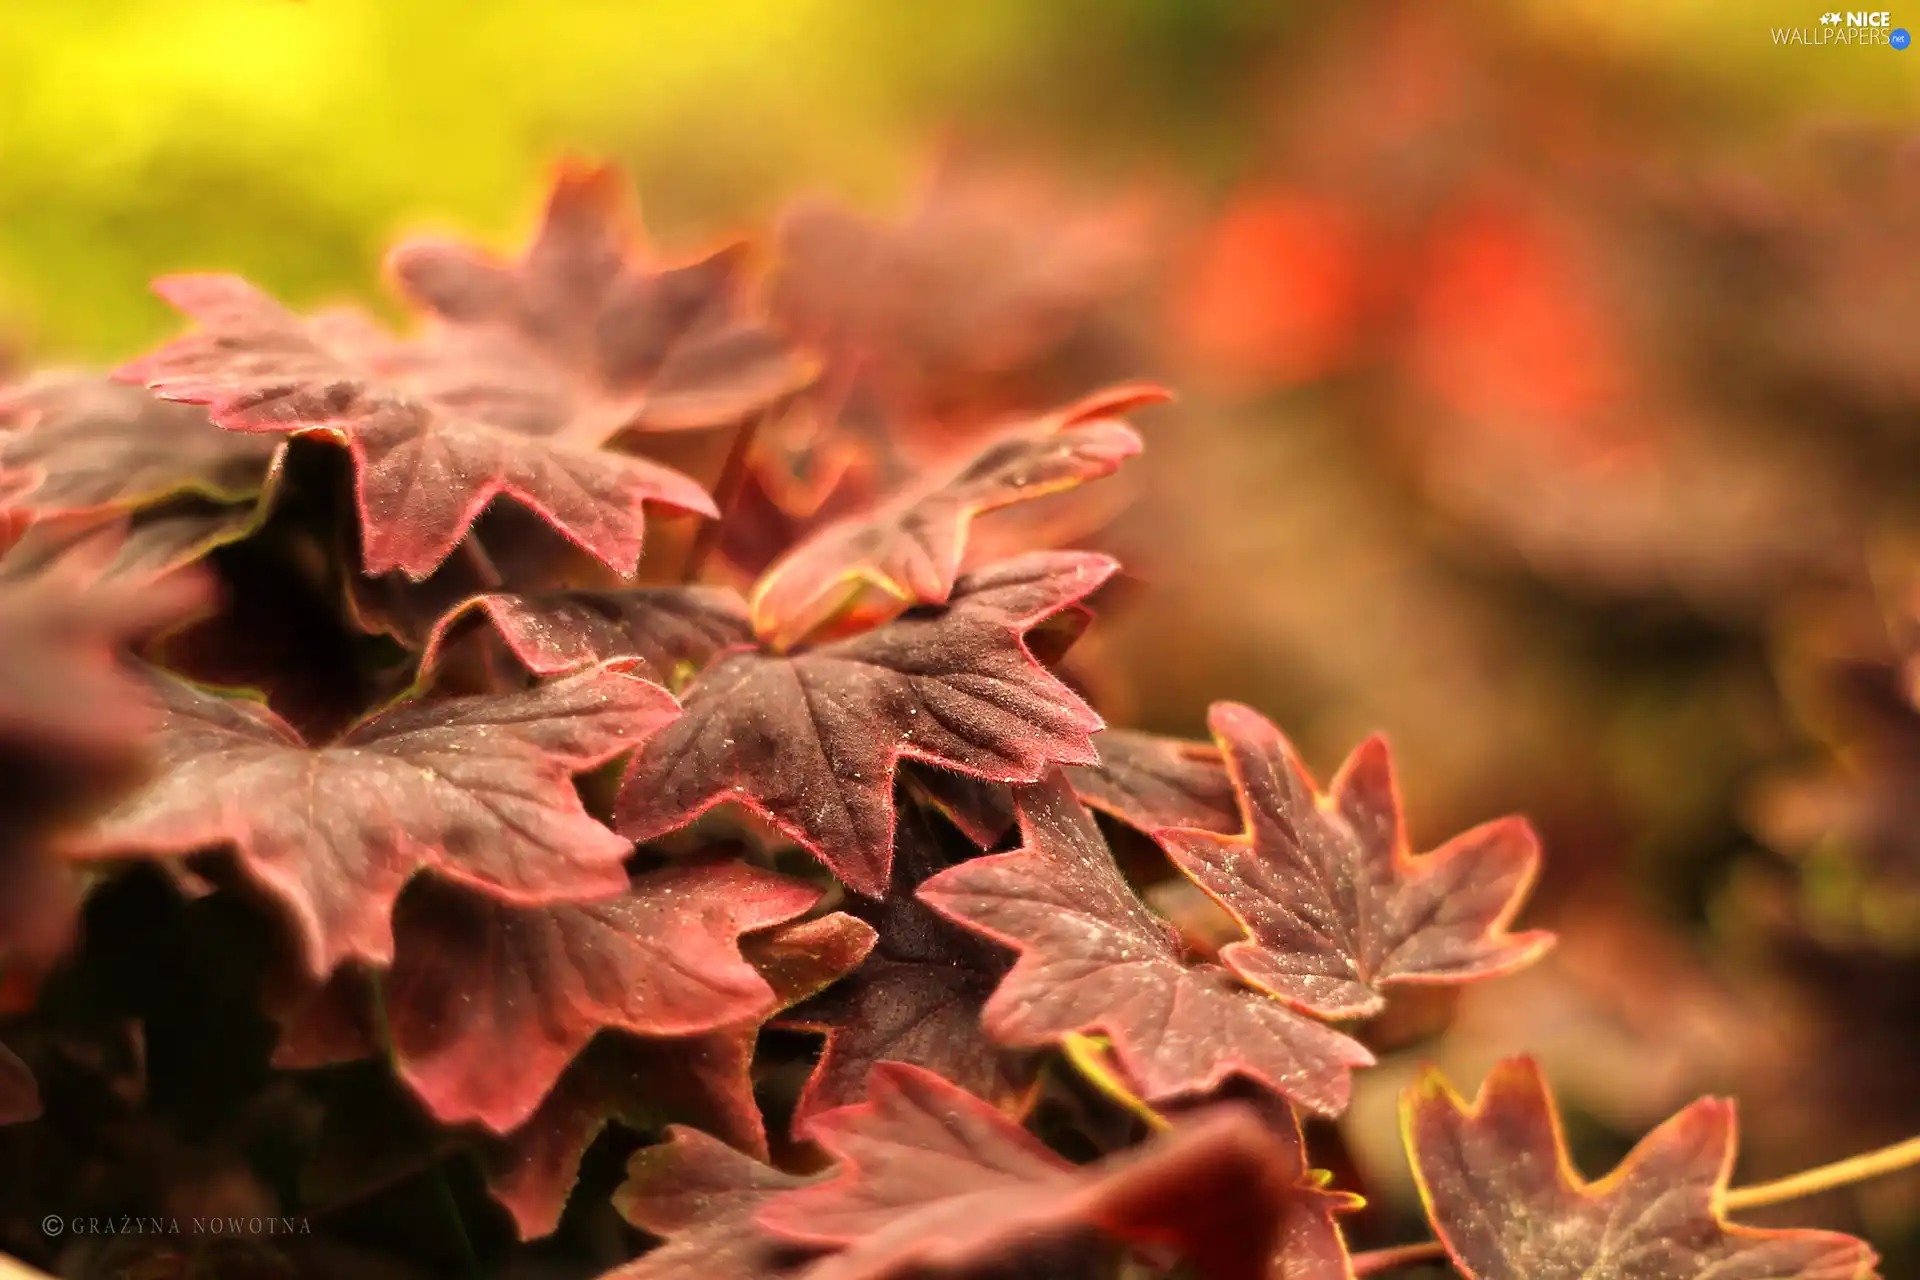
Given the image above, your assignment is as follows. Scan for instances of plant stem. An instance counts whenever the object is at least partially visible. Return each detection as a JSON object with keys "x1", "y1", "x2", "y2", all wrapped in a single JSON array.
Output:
[
  {"x1": 1060, "y1": 1033, "x2": 1169, "y2": 1133},
  {"x1": 681, "y1": 409, "x2": 767, "y2": 584},
  {"x1": 1351, "y1": 1240, "x2": 1448, "y2": 1275},
  {"x1": 1725, "y1": 1134, "x2": 1920, "y2": 1212}
]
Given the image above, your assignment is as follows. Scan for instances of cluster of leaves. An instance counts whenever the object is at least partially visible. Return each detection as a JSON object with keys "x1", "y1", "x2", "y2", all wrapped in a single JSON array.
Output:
[{"x1": 0, "y1": 155, "x2": 1891, "y2": 1280}]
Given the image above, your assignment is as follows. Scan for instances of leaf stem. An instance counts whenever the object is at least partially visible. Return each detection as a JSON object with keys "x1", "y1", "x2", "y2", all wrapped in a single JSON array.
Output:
[
  {"x1": 1060, "y1": 1033, "x2": 1169, "y2": 1133},
  {"x1": 682, "y1": 408, "x2": 767, "y2": 584},
  {"x1": 1724, "y1": 1134, "x2": 1920, "y2": 1212},
  {"x1": 1350, "y1": 1240, "x2": 1448, "y2": 1275}
]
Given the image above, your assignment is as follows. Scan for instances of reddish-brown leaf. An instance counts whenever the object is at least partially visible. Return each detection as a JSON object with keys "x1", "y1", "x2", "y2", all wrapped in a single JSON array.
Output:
[
  {"x1": 378, "y1": 863, "x2": 820, "y2": 1132},
  {"x1": 389, "y1": 160, "x2": 816, "y2": 435},
  {"x1": 62, "y1": 662, "x2": 677, "y2": 977},
  {"x1": 0, "y1": 501, "x2": 264, "y2": 590},
  {"x1": 781, "y1": 805, "x2": 1034, "y2": 1129},
  {"x1": 919, "y1": 773, "x2": 1373, "y2": 1115},
  {"x1": 614, "y1": 552, "x2": 1114, "y2": 896},
  {"x1": 1065, "y1": 728, "x2": 1241, "y2": 835},
  {"x1": 118, "y1": 275, "x2": 716, "y2": 580},
  {"x1": 1404, "y1": 1058, "x2": 1880, "y2": 1280},
  {"x1": 0, "y1": 1040, "x2": 38, "y2": 1125},
  {"x1": 747, "y1": 385, "x2": 1158, "y2": 648},
  {"x1": 482, "y1": 911, "x2": 876, "y2": 1240},
  {"x1": 608, "y1": 1127, "x2": 819, "y2": 1280},
  {"x1": 0, "y1": 373, "x2": 280, "y2": 517},
  {"x1": 422, "y1": 584, "x2": 750, "y2": 682},
  {"x1": 1157, "y1": 704, "x2": 1552, "y2": 1020},
  {"x1": 758, "y1": 1062, "x2": 1345, "y2": 1280}
]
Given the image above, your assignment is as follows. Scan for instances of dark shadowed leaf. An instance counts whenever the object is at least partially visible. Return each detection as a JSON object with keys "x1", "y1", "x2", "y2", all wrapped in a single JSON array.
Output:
[
  {"x1": 1065, "y1": 728, "x2": 1241, "y2": 835},
  {"x1": 607, "y1": 1127, "x2": 820, "y2": 1280},
  {"x1": 0, "y1": 501, "x2": 265, "y2": 590},
  {"x1": 0, "y1": 373, "x2": 279, "y2": 517},
  {"x1": 615, "y1": 552, "x2": 1115, "y2": 896},
  {"x1": 1157, "y1": 703, "x2": 1552, "y2": 1019},
  {"x1": 389, "y1": 160, "x2": 816, "y2": 434},
  {"x1": 379, "y1": 863, "x2": 820, "y2": 1132},
  {"x1": 781, "y1": 805, "x2": 1033, "y2": 1129},
  {"x1": 118, "y1": 275, "x2": 716, "y2": 579},
  {"x1": 748, "y1": 385, "x2": 1158, "y2": 648},
  {"x1": 1403, "y1": 1057, "x2": 1880, "y2": 1280},
  {"x1": 422, "y1": 583, "x2": 750, "y2": 681},
  {"x1": 0, "y1": 1040, "x2": 38, "y2": 1125},
  {"x1": 62, "y1": 662, "x2": 677, "y2": 977},
  {"x1": 919, "y1": 773, "x2": 1373, "y2": 1115},
  {"x1": 481, "y1": 911, "x2": 875, "y2": 1240},
  {"x1": 758, "y1": 1062, "x2": 1347, "y2": 1280}
]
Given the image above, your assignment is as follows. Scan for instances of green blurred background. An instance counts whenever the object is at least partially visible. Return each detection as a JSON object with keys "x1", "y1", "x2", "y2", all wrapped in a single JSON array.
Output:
[{"x1": 1, "y1": 0, "x2": 1915, "y2": 360}]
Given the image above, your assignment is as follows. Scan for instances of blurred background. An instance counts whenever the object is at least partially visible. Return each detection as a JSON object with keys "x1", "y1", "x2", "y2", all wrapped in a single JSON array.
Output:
[{"x1": 6, "y1": 0, "x2": 1920, "y2": 1268}]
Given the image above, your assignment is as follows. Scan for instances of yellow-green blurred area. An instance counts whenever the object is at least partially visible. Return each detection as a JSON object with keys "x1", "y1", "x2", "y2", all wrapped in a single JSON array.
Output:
[{"x1": 1, "y1": 0, "x2": 1916, "y2": 359}]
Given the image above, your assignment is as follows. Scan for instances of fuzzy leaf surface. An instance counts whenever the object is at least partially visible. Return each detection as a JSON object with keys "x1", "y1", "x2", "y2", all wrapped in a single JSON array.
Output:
[
  {"x1": 919, "y1": 773, "x2": 1372, "y2": 1115},
  {"x1": 118, "y1": 275, "x2": 716, "y2": 579},
  {"x1": 64, "y1": 663, "x2": 677, "y2": 977},
  {"x1": 424, "y1": 584, "x2": 751, "y2": 681},
  {"x1": 390, "y1": 160, "x2": 815, "y2": 434},
  {"x1": 484, "y1": 911, "x2": 875, "y2": 1240},
  {"x1": 1065, "y1": 728, "x2": 1240, "y2": 835},
  {"x1": 0, "y1": 373, "x2": 279, "y2": 517},
  {"x1": 759, "y1": 1062, "x2": 1336, "y2": 1280},
  {"x1": 1159, "y1": 704, "x2": 1552, "y2": 1019},
  {"x1": 381, "y1": 863, "x2": 820, "y2": 1132},
  {"x1": 748, "y1": 385, "x2": 1157, "y2": 647},
  {"x1": 1404, "y1": 1058, "x2": 1880, "y2": 1280},
  {"x1": 782, "y1": 806, "x2": 1031, "y2": 1128},
  {"x1": 608, "y1": 1126, "x2": 818, "y2": 1280},
  {"x1": 615, "y1": 552, "x2": 1114, "y2": 896}
]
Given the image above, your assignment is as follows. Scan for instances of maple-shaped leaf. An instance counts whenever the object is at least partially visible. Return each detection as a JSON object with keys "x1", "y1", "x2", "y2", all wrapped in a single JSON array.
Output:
[
  {"x1": 608, "y1": 1126, "x2": 820, "y2": 1280},
  {"x1": 0, "y1": 1040, "x2": 38, "y2": 1125},
  {"x1": 421, "y1": 583, "x2": 750, "y2": 682},
  {"x1": 747, "y1": 384, "x2": 1159, "y2": 649},
  {"x1": 1065, "y1": 728, "x2": 1241, "y2": 835},
  {"x1": 0, "y1": 501, "x2": 264, "y2": 590},
  {"x1": 614, "y1": 552, "x2": 1114, "y2": 896},
  {"x1": 781, "y1": 804, "x2": 1034, "y2": 1129},
  {"x1": 0, "y1": 373, "x2": 280, "y2": 517},
  {"x1": 389, "y1": 159, "x2": 815, "y2": 434},
  {"x1": 118, "y1": 275, "x2": 717, "y2": 579},
  {"x1": 1404, "y1": 1057, "x2": 1880, "y2": 1280},
  {"x1": 1156, "y1": 704, "x2": 1553, "y2": 1020},
  {"x1": 62, "y1": 662, "x2": 677, "y2": 977},
  {"x1": 919, "y1": 773, "x2": 1373, "y2": 1115},
  {"x1": 483, "y1": 911, "x2": 876, "y2": 1240},
  {"x1": 758, "y1": 1062, "x2": 1346, "y2": 1280},
  {"x1": 376, "y1": 863, "x2": 820, "y2": 1132}
]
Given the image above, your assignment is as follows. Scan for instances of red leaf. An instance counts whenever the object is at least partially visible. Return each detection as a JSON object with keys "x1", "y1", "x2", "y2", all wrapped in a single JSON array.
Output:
[
  {"x1": 483, "y1": 911, "x2": 876, "y2": 1240},
  {"x1": 380, "y1": 862, "x2": 819, "y2": 1132},
  {"x1": 118, "y1": 275, "x2": 716, "y2": 579},
  {"x1": 919, "y1": 772, "x2": 1373, "y2": 1115},
  {"x1": 0, "y1": 501, "x2": 265, "y2": 590},
  {"x1": 0, "y1": 373, "x2": 280, "y2": 518},
  {"x1": 1404, "y1": 1058, "x2": 1880, "y2": 1280},
  {"x1": 614, "y1": 552, "x2": 1114, "y2": 896},
  {"x1": 781, "y1": 806, "x2": 1034, "y2": 1129},
  {"x1": 608, "y1": 1127, "x2": 818, "y2": 1280},
  {"x1": 0, "y1": 1040, "x2": 38, "y2": 1125},
  {"x1": 485, "y1": 1033, "x2": 763, "y2": 1241},
  {"x1": 62, "y1": 662, "x2": 676, "y2": 977},
  {"x1": 422, "y1": 584, "x2": 750, "y2": 681},
  {"x1": 1065, "y1": 728, "x2": 1241, "y2": 835},
  {"x1": 1156, "y1": 704, "x2": 1552, "y2": 1019},
  {"x1": 389, "y1": 160, "x2": 816, "y2": 434},
  {"x1": 757, "y1": 1062, "x2": 1346, "y2": 1280},
  {"x1": 748, "y1": 385, "x2": 1158, "y2": 648}
]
